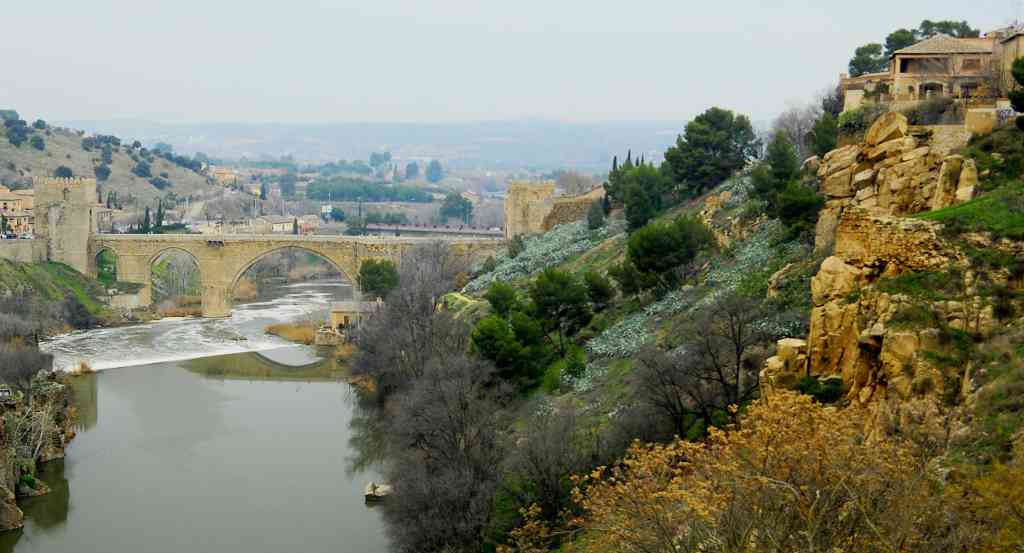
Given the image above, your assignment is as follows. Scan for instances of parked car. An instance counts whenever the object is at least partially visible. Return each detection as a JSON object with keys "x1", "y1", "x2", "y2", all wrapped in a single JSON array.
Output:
[{"x1": 19, "y1": 233, "x2": 33, "y2": 239}]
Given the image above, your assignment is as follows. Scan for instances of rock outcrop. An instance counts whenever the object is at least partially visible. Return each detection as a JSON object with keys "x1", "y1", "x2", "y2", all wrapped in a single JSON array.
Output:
[
  {"x1": 762, "y1": 209, "x2": 1012, "y2": 415},
  {"x1": 814, "y1": 113, "x2": 977, "y2": 250},
  {"x1": 0, "y1": 373, "x2": 76, "y2": 531}
]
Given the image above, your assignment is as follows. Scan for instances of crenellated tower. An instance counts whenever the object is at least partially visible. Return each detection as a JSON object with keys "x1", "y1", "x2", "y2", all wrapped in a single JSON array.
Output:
[{"x1": 33, "y1": 177, "x2": 99, "y2": 274}]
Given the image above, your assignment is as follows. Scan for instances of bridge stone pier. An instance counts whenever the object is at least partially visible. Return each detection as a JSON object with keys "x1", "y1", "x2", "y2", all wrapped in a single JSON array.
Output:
[{"x1": 89, "y1": 234, "x2": 503, "y2": 317}]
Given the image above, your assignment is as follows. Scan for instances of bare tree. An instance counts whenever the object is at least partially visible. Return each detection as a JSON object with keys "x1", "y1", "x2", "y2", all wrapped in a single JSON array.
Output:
[
  {"x1": 772, "y1": 102, "x2": 822, "y2": 161},
  {"x1": 505, "y1": 407, "x2": 597, "y2": 520},
  {"x1": 637, "y1": 293, "x2": 768, "y2": 434},
  {"x1": 353, "y1": 242, "x2": 472, "y2": 395},
  {"x1": 385, "y1": 356, "x2": 508, "y2": 553}
]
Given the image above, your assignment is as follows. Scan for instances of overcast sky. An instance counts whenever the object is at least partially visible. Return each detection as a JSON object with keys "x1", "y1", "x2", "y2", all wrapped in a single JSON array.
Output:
[{"x1": 0, "y1": 1, "x2": 1012, "y2": 124}]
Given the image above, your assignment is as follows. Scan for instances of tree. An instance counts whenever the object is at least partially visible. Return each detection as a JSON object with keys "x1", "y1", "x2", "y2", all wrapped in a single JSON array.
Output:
[
  {"x1": 772, "y1": 103, "x2": 820, "y2": 161},
  {"x1": 627, "y1": 216, "x2": 714, "y2": 290},
  {"x1": 31, "y1": 119, "x2": 46, "y2": 130},
  {"x1": 279, "y1": 173, "x2": 297, "y2": 199},
  {"x1": 471, "y1": 315, "x2": 525, "y2": 373},
  {"x1": 369, "y1": 151, "x2": 392, "y2": 168},
  {"x1": 529, "y1": 269, "x2": 592, "y2": 356},
  {"x1": 54, "y1": 166, "x2": 73, "y2": 178},
  {"x1": 259, "y1": 181, "x2": 268, "y2": 200},
  {"x1": 426, "y1": 160, "x2": 444, "y2": 183},
  {"x1": 1010, "y1": 58, "x2": 1024, "y2": 131},
  {"x1": 587, "y1": 199, "x2": 605, "y2": 230},
  {"x1": 751, "y1": 131, "x2": 800, "y2": 209},
  {"x1": 132, "y1": 161, "x2": 152, "y2": 178},
  {"x1": 440, "y1": 192, "x2": 473, "y2": 224},
  {"x1": 141, "y1": 206, "x2": 151, "y2": 234},
  {"x1": 848, "y1": 43, "x2": 887, "y2": 77},
  {"x1": 583, "y1": 271, "x2": 615, "y2": 311},
  {"x1": 153, "y1": 142, "x2": 174, "y2": 154},
  {"x1": 885, "y1": 28, "x2": 917, "y2": 57},
  {"x1": 155, "y1": 201, "x2": 165, "y2": 229},
  {"x1": 918, "y1": 19, "x2": 979, "y2": 38},
  {"x1": 662, "y1": 107, "x2": 758, "y2": 197},
  {"x1": 358, "y1": 259, "x2": 399, "y2": 299},
  {"x1": 405, "y1": 161, "x2": 419, "y2": 180},
  {"x1": 94, "y1": 164, "x2": 111, "y2": 182},
  {"x1": 483, "y1": 282, "x2": 520, "y2": 318},
  {"x1": 3, "y1": 119, "x2": 29, "y2": 147},
  {"x1": 624, "y1": 179, "x2": 655, "y2": 231},
  {"x1": 809, "y1": 112, "x2": 839, "y2": 157},
  {"x1": 29, "y1": 135, "x2": 44, "y2": 151},
  {"x1": 328, "y1": 207, "x2": 345, "y2": 222},
  {"x1": 820, "y1": 83, "x2": 844, "y2": 117},
  {"x1": 291, "y1": 217, "x2": 299, "y2": 235}
]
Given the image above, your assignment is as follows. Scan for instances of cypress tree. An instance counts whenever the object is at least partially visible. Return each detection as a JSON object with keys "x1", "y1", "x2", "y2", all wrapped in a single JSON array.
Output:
[{"x1": 142, "y1": 206, "x2": 151, "y2": 234}]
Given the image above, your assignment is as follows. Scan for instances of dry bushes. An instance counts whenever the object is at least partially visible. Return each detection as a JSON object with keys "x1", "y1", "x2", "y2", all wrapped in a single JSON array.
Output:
[{"x1": 265, "y1": 321, "x2": 317, "y2": 345}]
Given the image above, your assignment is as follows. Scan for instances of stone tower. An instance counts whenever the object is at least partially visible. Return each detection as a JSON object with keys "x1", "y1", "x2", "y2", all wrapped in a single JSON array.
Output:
[
  {"x1": 33, "y1": 177, "x2": 99, "y2": 274},
  {"x1": 503, "y1": 180, "x2": 556, "y2": 239}
]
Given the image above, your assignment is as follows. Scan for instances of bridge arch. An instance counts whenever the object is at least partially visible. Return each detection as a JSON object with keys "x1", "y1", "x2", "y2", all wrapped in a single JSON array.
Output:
[
  {"x1": 228, "y1": 244, "x2": 356, "y2": 294},
  {"x1": 149, "y1": 247, "x2": 203, "y2": 306},
  {"x1": 93, "y1": 246, "x2": 119, "y2": 285}
]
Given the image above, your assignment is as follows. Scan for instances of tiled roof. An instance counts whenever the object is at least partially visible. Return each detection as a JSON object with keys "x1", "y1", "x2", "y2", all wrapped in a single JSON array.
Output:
[{"x1": 893, "y1": 34, "x2": 993, "y2": 56}]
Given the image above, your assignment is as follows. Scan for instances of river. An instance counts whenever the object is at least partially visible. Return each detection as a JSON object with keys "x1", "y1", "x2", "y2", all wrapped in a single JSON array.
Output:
[{"x1": 0, "y1": 281, "x2": 390, "y2": 553}]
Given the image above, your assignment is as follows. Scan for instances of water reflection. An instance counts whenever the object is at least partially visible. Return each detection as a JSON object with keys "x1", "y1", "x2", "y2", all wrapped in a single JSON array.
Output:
[{"x1": 0, "y1": 351, "x2": 389, "y2": 553}]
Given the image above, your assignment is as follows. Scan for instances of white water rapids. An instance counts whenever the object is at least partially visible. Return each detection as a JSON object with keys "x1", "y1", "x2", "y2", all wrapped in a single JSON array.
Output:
[{"x1": 41, "y1": 281, "x2": 350, "y2": 371}]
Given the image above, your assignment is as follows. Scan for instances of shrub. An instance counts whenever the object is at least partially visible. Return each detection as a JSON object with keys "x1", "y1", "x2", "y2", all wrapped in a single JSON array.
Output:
[
  {"x1": 837, "y1": 104, "x2": 888, "y2": 135},
  {"x1": 357, "y1": 259, "x2": 399, "y2": 299},
  {"x1": 797, "y1": 375, "x2": 845, "y2": 403},
  {"x1": 149, "y1": 177, "x2": 171, "y2": 190},
  {"x1": 901, "y1": 97, "x2": 962, "y2": 126},
  {"x1": 132, "y1": 161, "x2": 152, "y2": 178},
  {"x1": 54, "y1": 166, "x2": 73, "y2": 178},
  {"x1": 29, "y1": 135, "x2": 44, "y2": 151},
  {"x1": 542, "y1": 363, "x2": 562, "y2": 393},
  {"x1": 94, "y1": 164, "x2": 111, "y2": 181},
  {"x1": 480, "y1": 256, "x2": 498, "y2": 274},
  {"x1": 508, "y1": 234, "x2": 526, "y2": 259}
]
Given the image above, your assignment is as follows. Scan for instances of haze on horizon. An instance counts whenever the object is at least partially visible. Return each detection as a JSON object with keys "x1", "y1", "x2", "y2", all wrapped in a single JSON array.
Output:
[{"x1": 0, "y1": 0, "x2": 1012, "y2": 125}]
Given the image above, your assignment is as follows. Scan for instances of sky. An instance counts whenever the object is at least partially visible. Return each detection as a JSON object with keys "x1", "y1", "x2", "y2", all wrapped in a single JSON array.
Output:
[{"x1": 0, "y1": 0, "x2": 1013, "y2": 124}]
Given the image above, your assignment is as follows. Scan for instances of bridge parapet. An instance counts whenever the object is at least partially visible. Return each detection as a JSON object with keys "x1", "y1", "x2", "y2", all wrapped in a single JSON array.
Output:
[{"x1": 89, "y1": 234, "x2": 504, "y2": 317}]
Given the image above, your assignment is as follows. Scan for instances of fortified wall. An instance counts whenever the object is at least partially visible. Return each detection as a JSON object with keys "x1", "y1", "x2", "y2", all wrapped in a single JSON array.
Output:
[
  {"x1": 33, "y1": 177, "x2": 99, "y2": 274},
  {"x1": 503, "y1": 181, "x2": 604, "y2": 239}
]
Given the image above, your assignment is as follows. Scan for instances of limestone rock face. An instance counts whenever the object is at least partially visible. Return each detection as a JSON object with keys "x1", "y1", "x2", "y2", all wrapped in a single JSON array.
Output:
[
  {"x1": 865, "y1": 112, "x2": 909, "y2": 146},
  {"x1": 764, "y1": 208, "x2": 1017, "y2": 420},
  {"x1": 812, "y1": 113, "x2": 974, "y2": 249}
]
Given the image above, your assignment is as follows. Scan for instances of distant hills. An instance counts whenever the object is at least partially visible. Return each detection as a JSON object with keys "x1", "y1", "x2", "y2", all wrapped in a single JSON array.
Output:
[
  {"x1": 0, "y1": 116, "x2": 216, "y2": 206},
  {"x1": 57, "y1": 119, "x2": 685, "y2": 172}
]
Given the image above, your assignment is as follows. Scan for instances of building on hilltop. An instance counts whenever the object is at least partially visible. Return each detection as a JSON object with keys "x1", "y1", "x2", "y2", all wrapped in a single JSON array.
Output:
[{"x1": 840, "y1": 27, "x2": 1024, "y2": 133}]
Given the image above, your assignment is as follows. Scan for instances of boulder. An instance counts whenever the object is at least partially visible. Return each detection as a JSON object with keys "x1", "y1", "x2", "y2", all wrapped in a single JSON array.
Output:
[
  {"x1": 930, "y1": 155, "x2": 964, "y2": 211},
  {"x1": 865, "y1": 112, "x2": 908, "y2": 147},
  {"x1": 802, "y1": 156, "x2": 820, "y2": 174},
  {"x1": 822, "y1": 167, "x2": 854, "y2": 198}
]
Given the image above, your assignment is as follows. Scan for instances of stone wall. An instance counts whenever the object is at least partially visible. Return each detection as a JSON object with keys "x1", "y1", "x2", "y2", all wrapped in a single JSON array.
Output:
[
  {"x1": 0, "y1": 240, "x2": 44, "y2": 264},
  {"x1": 541, "y1": 187, "x2": 605, "y2": 231},
  {"x1": 503, "y1": 181, "x2": 605, "y2": 238}
]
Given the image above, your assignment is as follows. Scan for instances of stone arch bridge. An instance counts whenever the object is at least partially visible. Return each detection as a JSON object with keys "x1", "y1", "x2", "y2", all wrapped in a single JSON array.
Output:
[{"x1": 89, "y1": 234, "x2": 502, "y2": 317}]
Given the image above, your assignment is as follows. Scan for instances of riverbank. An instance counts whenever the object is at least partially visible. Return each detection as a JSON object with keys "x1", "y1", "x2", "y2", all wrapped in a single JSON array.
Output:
[{"x1": 0, "y1": 372, "x2": 78, "y2": 532}]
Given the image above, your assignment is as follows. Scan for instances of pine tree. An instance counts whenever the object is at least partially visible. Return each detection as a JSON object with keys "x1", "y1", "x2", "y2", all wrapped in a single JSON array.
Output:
[{"x1": 1010, "y1": 58, "x2": 1024, "y2": 132}]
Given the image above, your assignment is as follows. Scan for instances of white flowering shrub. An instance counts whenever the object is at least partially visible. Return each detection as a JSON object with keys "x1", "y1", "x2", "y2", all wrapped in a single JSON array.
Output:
[
  {"x1": 586, "y1": 290, "x2": 693, "y2": 358},
  {"x1": 464, "y1": 219, "x2": 625, "y2": 294}
]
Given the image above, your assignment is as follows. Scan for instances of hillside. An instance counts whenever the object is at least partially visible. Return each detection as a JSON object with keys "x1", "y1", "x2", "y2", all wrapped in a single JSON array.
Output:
[
  {"x1": 0, "y1": 259, "x2": 114, "y2": 334},
  {"x1": 0, "y1": 116, "x2": 217, "y2": 206},
  {"x1": 379, "y1": 112, "x2": 1024, "y2": 552}
]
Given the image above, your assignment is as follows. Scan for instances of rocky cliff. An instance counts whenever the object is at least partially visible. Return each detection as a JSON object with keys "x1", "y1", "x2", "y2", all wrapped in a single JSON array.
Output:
[
  {"x1": 764, "y1": 115, "x2": 1022, "y2": 442},
  {"x1": 812, "y1": 112, "x2": 979, "y2": 250}
]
